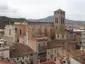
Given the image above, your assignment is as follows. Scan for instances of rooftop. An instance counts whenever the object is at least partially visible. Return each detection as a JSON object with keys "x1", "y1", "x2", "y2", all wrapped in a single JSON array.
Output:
[
  {"x1": 0, "y1": 60, "x2": 15, "y2": 64},
  {"x1": 47, "y1": 39, "x2": 75, "y2": 49},
  {"x1": 40, "y1": 61, "x2": 56, "y2": 64},
  {"x1": 10, "y1": 43, "x2": 34, "y2": 58},
  {"x1": 54, "y1": 9, "x2": 65, "y2": 12},
  {"x1": 64, "y1": 50, "x2": 85, "y2": 64},
  {"x1": 32, "y1": 35, "x2": 48, "y2": 41},
  {"x1": 71, "y1": 50, "x2": 85, "y2": 64}
]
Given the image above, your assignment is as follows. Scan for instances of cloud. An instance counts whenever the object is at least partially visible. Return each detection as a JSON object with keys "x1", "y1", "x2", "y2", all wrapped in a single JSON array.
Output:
[
  {"x1": 0, "y1": 5, "x2": 24, "y2": 18},
  {"x1": 0, "y1": 0, "x2": 85, "y2": 20}
]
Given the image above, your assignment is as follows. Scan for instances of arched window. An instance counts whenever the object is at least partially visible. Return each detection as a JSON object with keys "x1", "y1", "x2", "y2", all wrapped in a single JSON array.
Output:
[
  {"x1": 55, "y1": 18, "x2": 58, "y2": 23},
  {"x1": 20, "y1": 29, "x2": 22, "y2": 35}
]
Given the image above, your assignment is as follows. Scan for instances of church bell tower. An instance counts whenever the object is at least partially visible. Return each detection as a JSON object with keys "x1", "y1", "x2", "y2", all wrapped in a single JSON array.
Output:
[{"x1": 54, "y1": 9, "x2": 67, "y2": 40}]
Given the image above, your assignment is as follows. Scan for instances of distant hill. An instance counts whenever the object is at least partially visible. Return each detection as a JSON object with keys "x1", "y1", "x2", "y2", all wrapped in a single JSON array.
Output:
[
  {"x1": 0, "y1": 16, "x2": 27, "y2": 29},
  {"x1": 0, "y1": 15, "x2": 85, "y2": 29},
  {"x1": 38, "y1": 16, "x2": 85, "y2": 25},
  {"x1": 39, "y1": 16, "x2": 54, "y2": 22}
]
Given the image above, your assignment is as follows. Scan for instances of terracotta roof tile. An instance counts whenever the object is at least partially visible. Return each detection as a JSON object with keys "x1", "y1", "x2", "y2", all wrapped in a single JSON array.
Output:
[
  {"x1": 69, "y1": 50, "x2": 85, "y2": 63},
  {"x1": 47, "y1": 39, "x2": 75, "y2": 49},
  {"x1": 0, "y1": 60, "x2": 15, "y2": 64},
  {"x1": 10, "y1": 43, "x2": 34, "y2": 58},
  {"x1": 40, "y1": 61, "x2": 56, "y2": 64}
]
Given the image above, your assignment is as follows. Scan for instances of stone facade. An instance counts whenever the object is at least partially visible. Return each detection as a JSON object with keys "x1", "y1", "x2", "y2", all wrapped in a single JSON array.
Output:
[
  {"x1": 28, "y1": 22, "x2": 55, "y2": 39},
  {"x1": 54, "y1": 9, "x2": 67, "y2": 40},
  {"x1": 4, "y1": 25, "x2": 16, "y2": 45},
  {"x1": 47, "y1": 47, "x2": 63, "y2": 61},
  {"x1": 46, "y1": 39, "x2": 76, "y2": 62},
  {"x1": 81, "y1": 30, "x2": 85, "y2": 49},
  {"x1": 14, "y1": 22, "x2": 28, "y2": 44}
]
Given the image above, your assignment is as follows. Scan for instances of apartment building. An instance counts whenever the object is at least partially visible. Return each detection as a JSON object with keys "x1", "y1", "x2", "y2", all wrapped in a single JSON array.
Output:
[{"x1": 81, "y1": 30, "x2": 85, "y2": 49}]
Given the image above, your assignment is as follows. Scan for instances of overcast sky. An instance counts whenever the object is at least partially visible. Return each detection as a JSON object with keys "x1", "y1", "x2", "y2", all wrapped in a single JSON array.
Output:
[{"x1": 0, "y1": 0, "x2": 85, "y2": 20}]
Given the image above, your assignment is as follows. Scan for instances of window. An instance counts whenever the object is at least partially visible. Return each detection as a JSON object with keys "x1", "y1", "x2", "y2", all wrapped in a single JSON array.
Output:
[
  {"x1": 0, "y1": 44, "x2": 1, "y2": 47},
  {"x1": 61, "y1": 18, "x2": 64, "y2": 24},
  {"x1": 80, "y1": 41, "x2": 82, "y2": 44},
  {"x1": 54, "y1": 57, "x2": 56, "y2": 61},
  {"x1": 31, "y1": 60, "x2": 33, "y2": 64},
  {"x1": 55, "y1": 50, "x2": 56, "y2": 53},
  {"x1": 55, "y1": 18, "x2": 58, "y2": 23},
  {"x1": 50, "y1": 29, "x2": 52, "y2": 35},
  {"x1": 30, "y1": 54, "x2": 33, "y2": 56},
  {"x1": 22, "y1": 56, "x2": 24, "y2": 59},
  {"x1": 57, "y1": 18, "x2": 58, "y2": 23},
  {"x1": 21, "y1": 62, "x2": 24, "y2": 64},
  {"x1": 63, "y1": 61, "x2": 66, "y2": 63},
  {"x1": 56, "y1": 18, "x2": 58, "y2": 23},
  {"x1": 20, "y1": 29, "x2": 22, "y2": 35},
  {"x1": 56, "y1": 26, "x2": 57, "y2": 29},
  {"x1": 15, "y1": 28, "x2": 17, "y2": 32},
  {"x1": 50, "y1": 29, "x2": 52, "y2": 33},
  {"x1": 57, "y1": 34, "x2": 59, "y2": 38},
  {"x1": 27, "y1": 56, "x2": 28, "y2": 58},
  {"x1": 17, "y1": 58, "x2": 19, "y2": 60},
  {"x1": 44, "y1": 28, "x2": 47, "y2": 36},
  {"x1": 61, "y1": 12, "x2": 62, "y2": 14},
  {"x1": 17, "y1": 39, "x2": 19, "y2": 42},
  {"x1": 74, "y1": 39, "x2": 75, "y2": 41},
  {"x1": 9, "y1": 29, "x2": 11, "y2": 35}
]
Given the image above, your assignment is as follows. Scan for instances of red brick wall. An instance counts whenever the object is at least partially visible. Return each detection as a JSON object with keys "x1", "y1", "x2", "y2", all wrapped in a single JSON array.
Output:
[{"x1": 15, "y1": 24, "x2": 26, "y2": 36}]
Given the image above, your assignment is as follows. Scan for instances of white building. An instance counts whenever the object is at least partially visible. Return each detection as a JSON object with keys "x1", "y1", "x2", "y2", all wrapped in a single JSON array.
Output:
[
  {"x1": 0, "y1": 39, "x2": 10, "y2": 59},
  {"x1": 47, "y1": 47, "x2": 63, "y2": 61},
  {"x1": 10, "y1": 43, "x2": 39, "y2": 64},
  {"x1": 4, "y1": 25, "x2": 16, "y2": 45},
  {"x1": 81, "y1": 30, "x2": 85, "y2": 49}
]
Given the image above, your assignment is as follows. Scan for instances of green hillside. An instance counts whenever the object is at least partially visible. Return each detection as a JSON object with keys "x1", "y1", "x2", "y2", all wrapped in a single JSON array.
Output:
[{"x1": 0, "y1": 16, "x2": 27, "y2": 29}]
